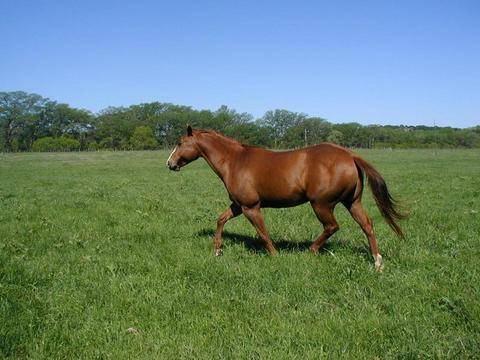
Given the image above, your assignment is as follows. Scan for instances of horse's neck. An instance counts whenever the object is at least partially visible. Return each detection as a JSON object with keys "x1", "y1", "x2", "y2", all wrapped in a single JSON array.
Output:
[{"x1": 197, "y1": 134, "x2": 242, "y2": 180}]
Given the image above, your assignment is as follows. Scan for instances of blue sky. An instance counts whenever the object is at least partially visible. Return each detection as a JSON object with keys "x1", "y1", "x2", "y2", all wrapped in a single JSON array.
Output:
[{"x1": 1, "y1": 0, "x2": 479, "y2": 127}]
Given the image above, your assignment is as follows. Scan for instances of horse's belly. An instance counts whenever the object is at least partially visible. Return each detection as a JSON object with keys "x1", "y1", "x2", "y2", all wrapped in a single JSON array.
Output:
[
  {"x1": 260, "y1": 197, "x2": 308, "y2": 208},
  {"x1": 256, "y1": 169, "x2": 307, "y2": 207},
  {"x1": 258, "y1": 186, "x2": 308, "y2": 208},
  {"x1": 229, "y1": 156, "x2": 308, "y2": 208}
]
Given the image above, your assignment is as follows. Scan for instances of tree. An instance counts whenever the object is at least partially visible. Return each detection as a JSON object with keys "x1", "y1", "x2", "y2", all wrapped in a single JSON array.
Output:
[
  {"x1": 331, "y1": 122, "x2": 373, "y2": 147},
  {"x1": 259, "y1": 109, "x2": 307, "y2": 147},
  {"x1": 222, "y1": 122, "x2": 272, "y2": 146},
  {"x1": 326, "y1": 130, "x2": 344, "y2": 144},
  {"x1": 2, "y1": 91, "x2": 480, "y2": 151},
  {"x1": 283, "y1": 117, "x2": 332, "y2": 147},
  {"x1": 0, "y1": 91, "x2": 49, "y2": 151},
  {"x1": 48, "y1": 103, "x2": 93, "y2": 138},
  {"x1": 95, "y1": 107, "x2": 139, "y2": 149},
  {"x1": 130, "y1": 126, "x2": 158, "y2": 150}
]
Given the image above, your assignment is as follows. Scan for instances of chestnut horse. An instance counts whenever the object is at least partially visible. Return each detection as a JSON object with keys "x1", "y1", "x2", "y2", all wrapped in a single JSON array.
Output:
[{"x1": 167, "y1": 126, "x2": 405, "y2": 271}]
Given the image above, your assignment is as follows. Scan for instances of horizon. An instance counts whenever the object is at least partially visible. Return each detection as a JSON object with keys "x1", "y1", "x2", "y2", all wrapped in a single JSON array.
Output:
[
  {"x1": 9, "y1": 89, "x2": 480, "y2": 129},
  {"x1": 1, "y1": 0, "x2": 479, "y2": 128}
]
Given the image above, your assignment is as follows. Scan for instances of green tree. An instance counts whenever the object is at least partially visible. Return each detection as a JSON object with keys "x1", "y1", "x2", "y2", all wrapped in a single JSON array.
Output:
[
  {"x1": 326, "y1": 130, "x2": 344, "y2": 144},
  {"x1": 3, "y1": 91, "x2": 480, "y2": 151},
  {"x1": 283, "y1": 117, "x2": 331, "y2": 147},
  {"x1": 95, "y1": 107, "x2": 139, "y2": 149},
  {"x1": 259, "y1": 109, "x2": 307, "y2": 147},
  {"x1": 0, "y1": 91, "x2": 49, "y2": 151},
  {"x1": 130, "y1": 126, "x2": 158, "y2": 150}
]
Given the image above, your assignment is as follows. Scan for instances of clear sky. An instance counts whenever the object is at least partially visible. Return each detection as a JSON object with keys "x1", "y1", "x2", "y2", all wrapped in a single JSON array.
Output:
[{"x1": 1, "y1": 0, "x2": 479, "y2": 127}]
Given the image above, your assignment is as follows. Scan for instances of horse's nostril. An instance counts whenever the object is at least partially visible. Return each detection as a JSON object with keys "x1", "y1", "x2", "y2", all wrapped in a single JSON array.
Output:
[{"x1": 167, "y1": 161, "x2": 177, "y2": 170}]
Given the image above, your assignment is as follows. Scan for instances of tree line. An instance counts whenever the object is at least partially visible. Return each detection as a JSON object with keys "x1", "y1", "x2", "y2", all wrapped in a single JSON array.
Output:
[{"x1": 1, "y1": 91, "x2": 479, "y2": 152}]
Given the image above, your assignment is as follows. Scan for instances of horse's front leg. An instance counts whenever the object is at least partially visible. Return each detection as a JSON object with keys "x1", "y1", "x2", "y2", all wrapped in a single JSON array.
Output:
[
  {"x1": 242, "y1": 205, "x2": 277, "y2": 255},
  {"x1": 214, "y1": 203, "x2": 241, "y2": 256}
]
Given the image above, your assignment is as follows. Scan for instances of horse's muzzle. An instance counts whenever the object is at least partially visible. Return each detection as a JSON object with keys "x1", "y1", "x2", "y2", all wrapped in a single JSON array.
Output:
[{"x1": 167, "y1": 161, "x2": 180, "y2": 171}]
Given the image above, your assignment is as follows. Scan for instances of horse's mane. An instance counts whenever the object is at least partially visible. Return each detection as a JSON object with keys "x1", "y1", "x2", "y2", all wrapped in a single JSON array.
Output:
[{"x1": 194, "y1": 129, "x2": 254, "y2": 148}]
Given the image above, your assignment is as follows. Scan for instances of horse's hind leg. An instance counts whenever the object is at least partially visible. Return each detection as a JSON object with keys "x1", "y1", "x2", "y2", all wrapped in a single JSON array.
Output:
[
  {"x1": 214, "y1": 203, "x2": 241, "y2": 256},
  {"x1": 347, "y1": 200, "x2": 383, "y2": 272},
  {"x1": 309, "y1": 203, "x2": 339, "y2": 253}
]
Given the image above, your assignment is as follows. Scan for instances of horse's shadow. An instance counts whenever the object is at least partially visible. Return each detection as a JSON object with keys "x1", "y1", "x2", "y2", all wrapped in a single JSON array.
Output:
[{"x1": 196, "y1": 229, "x2": 370, "y2": 256}]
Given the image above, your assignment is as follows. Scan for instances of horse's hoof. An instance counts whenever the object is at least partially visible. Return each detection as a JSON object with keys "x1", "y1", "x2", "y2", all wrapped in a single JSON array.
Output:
[
  {"x1": 214, "y1": 249, "x2": 223, "y2": 257},
  {"x1": 309, "y1": 246, "x2": 318, "y2": 254},
  {"x1": 375, "y1": 254, "x2": 384, "y2": 272}
]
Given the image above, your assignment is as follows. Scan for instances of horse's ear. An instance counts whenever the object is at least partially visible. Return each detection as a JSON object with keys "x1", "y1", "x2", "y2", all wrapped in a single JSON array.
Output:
[{"x1": 187, "y1": 125, "x2": 193, "y2": 136}]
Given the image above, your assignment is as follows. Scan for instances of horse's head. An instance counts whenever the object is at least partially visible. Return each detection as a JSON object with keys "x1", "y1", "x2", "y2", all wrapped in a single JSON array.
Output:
[{"x1": 166, "y1": 125, "x2": 200, "y2": 171}]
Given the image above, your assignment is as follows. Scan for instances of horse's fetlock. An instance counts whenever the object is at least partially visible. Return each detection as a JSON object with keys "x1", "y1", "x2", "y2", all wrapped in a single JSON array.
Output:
[{"x1": 327, "y1": 224, "x2": 339, "y2": 234}]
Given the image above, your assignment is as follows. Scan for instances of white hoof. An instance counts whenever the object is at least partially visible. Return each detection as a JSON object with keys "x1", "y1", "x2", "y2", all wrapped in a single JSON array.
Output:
[
  {"x1": 374, "y1": 254, "x2": 384, "y2": 272},
  {"x1": 214, "y1": 249, "x2": 223, "y2": 257}
]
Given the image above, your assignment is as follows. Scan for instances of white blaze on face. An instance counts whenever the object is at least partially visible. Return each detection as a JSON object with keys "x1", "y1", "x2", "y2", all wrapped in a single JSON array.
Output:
[{"x1": 166, "y1": 146, "x2": 178, "y2": 166}]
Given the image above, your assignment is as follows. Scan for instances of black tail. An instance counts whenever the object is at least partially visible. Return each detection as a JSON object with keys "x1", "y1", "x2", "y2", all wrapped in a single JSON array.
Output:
[{"x1": 354, "y1": 156, "x2": 406, "y2": 237}]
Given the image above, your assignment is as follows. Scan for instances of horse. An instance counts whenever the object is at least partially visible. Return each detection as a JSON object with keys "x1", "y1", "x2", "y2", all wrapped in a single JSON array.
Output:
[{"x1": 166, "y1": 125, "x2": 405, "y2": 271}]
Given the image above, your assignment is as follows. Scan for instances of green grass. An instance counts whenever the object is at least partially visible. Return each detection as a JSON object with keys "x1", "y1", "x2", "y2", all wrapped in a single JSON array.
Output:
[{"x1": 1, "y1": 149, "x2": 479, "y2": 359}]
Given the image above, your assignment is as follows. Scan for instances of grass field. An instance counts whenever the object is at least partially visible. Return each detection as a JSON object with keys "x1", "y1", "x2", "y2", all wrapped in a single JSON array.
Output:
[{"x1": 1, "y1": 149, "x2": 479, "y2": 358}]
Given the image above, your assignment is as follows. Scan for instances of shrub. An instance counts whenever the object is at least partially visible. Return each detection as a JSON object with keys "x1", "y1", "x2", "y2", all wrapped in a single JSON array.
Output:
[
  {"x1": 87, "y1": 141, "x2": 99, "y2": 151},
  {"x1": 32, "y1": 137, "x2": 81, "y2": 152},
  {"x1": 99, "y1": 137, "x2": 114, "y2": 149}
]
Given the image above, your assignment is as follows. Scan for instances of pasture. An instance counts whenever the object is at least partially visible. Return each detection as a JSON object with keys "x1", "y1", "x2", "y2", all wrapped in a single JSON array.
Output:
[{"x1": 1, "y1": 149, "x2": 479, "y2": 358}]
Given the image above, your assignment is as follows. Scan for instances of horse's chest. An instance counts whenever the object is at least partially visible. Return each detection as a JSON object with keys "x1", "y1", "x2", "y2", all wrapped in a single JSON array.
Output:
[{"x1": 223, "y1": 174, "x2": 259, "y2": 206}]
